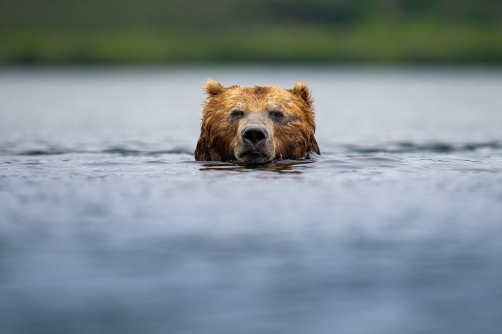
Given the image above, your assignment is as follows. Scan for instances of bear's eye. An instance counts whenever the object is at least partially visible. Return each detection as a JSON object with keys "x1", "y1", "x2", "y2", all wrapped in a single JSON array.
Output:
[
  {"x1": 230, "y1": 110, "x2": 244, "y2": 118},
  {"x1": 270, "y1": 110, "x2": 285, "y2": 119}
]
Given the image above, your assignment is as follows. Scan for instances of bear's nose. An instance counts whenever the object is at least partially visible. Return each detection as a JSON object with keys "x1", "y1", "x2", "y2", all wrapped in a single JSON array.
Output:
[{"x1": 242, "y1": 127, "x2": 268, "y2": 146}]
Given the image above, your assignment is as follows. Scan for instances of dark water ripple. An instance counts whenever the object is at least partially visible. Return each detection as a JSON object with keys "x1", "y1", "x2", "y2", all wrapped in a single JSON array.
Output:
[
  {"x1": 0, "y1": 147, "x2": 193, "y2": 157},
  {"x1": 1, "y1": 140, "x2": 501, "y2": 157},
  {"x1": 340, "y1": 141, "x2": 502, "y2": 154}
]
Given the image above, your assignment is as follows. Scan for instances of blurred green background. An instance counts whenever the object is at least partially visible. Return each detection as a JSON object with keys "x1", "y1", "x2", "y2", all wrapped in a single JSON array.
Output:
[{"x1": 1, "y1": 0, "x2": 501, "y2": 64}]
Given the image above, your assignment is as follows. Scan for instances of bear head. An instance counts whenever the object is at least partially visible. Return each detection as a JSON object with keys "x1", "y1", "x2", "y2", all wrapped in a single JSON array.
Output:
[{"x1": 195, "y1": 79, "x2": 320, "y2": 163}]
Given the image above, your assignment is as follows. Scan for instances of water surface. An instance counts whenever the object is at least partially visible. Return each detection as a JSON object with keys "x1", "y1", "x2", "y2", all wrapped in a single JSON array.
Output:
[{"x1": 1, "y1": 67, "x2": 502, "y2": 334}]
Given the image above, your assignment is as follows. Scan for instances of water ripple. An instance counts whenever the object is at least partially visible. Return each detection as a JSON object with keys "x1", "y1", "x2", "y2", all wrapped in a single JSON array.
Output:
[
  {"x1": 0, "y1": 146, "x2": 193, "y2": 157},
  {"x1": 1, "y1": 141, "x2": 500, "y2": 157},
  {"x1": 341, "y1": 141, "x2": 501, "y2": 154}
]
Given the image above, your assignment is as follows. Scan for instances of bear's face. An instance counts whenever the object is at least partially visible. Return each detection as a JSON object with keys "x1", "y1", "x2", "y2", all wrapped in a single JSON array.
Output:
[{"x1": 195, "y1": 80, "x2": 320, "y2": 163}]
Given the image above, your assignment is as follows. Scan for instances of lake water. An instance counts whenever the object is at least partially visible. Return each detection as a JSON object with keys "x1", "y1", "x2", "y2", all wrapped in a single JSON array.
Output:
[{"x1": 1, "y1": 67, "x2": 502, "y2": 334}]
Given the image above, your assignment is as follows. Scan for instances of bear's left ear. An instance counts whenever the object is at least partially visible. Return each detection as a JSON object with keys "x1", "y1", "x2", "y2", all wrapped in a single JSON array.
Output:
[
  {"x1": 204, "y1": 79, "x2": 224, "y2": 97},
  {"x1": 289, "y1": 82, "x2": 313, "y2": 108}
]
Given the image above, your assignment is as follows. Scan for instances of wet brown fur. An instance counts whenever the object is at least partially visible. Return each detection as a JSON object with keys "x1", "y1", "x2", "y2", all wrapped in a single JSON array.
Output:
[{"x1": 195, "y1": 79, "x2": 320, "y2": 162}]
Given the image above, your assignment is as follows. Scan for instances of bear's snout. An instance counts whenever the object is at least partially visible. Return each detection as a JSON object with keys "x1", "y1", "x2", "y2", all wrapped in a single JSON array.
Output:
[
  {"x1": 242, "y1": 127, "x2": 268, "y2": 147},
  {"x1": 236, "y1": 124, "x2": 275, "y2": 163}
]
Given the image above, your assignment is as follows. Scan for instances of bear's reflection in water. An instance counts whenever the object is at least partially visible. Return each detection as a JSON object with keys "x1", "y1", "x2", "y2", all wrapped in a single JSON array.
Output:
[
  {"x1": 199, "y1": 159, "x2": 314, "y2": 174},
  {"x1": 198, "y1": 156, "x2": 403, "y2": 174}
]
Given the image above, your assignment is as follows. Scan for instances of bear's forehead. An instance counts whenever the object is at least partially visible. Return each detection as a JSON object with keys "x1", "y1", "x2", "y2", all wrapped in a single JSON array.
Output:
[{"x1": 220, "y1": 86, "x2": 294, "y2": 109}]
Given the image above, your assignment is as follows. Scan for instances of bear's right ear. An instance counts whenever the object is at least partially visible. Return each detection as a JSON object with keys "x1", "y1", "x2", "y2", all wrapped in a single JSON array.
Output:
[{"x1": 204, "y1": 79, "x2": 224, "y2": 97}]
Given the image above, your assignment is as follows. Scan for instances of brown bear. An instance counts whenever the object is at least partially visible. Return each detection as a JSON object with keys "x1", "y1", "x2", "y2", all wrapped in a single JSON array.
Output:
[{"x1": 195, "y1": 79, "x2": 320, "y2": 163}]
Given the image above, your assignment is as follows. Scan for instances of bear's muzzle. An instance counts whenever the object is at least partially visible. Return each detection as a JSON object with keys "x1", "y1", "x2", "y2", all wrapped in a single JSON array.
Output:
[{"x1": 236, "y1": 125, "x2": 275, "y2": 163}]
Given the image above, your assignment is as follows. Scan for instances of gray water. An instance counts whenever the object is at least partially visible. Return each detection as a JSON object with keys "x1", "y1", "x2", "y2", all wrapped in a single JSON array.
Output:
[{"x1": 1, "y1": 67, "x2": 502, "y2": 334}]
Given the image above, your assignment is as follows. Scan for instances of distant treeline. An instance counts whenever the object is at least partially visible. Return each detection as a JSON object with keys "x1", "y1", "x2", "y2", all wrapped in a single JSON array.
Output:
[{"x1": 1, "y1": 0, "x2": 501, "y2": 64}]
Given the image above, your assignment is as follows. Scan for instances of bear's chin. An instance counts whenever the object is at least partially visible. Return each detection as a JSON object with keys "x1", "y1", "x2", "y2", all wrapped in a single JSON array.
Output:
[{"x1": 236, "y1": 151, "x2": 273, "y2": 164}]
